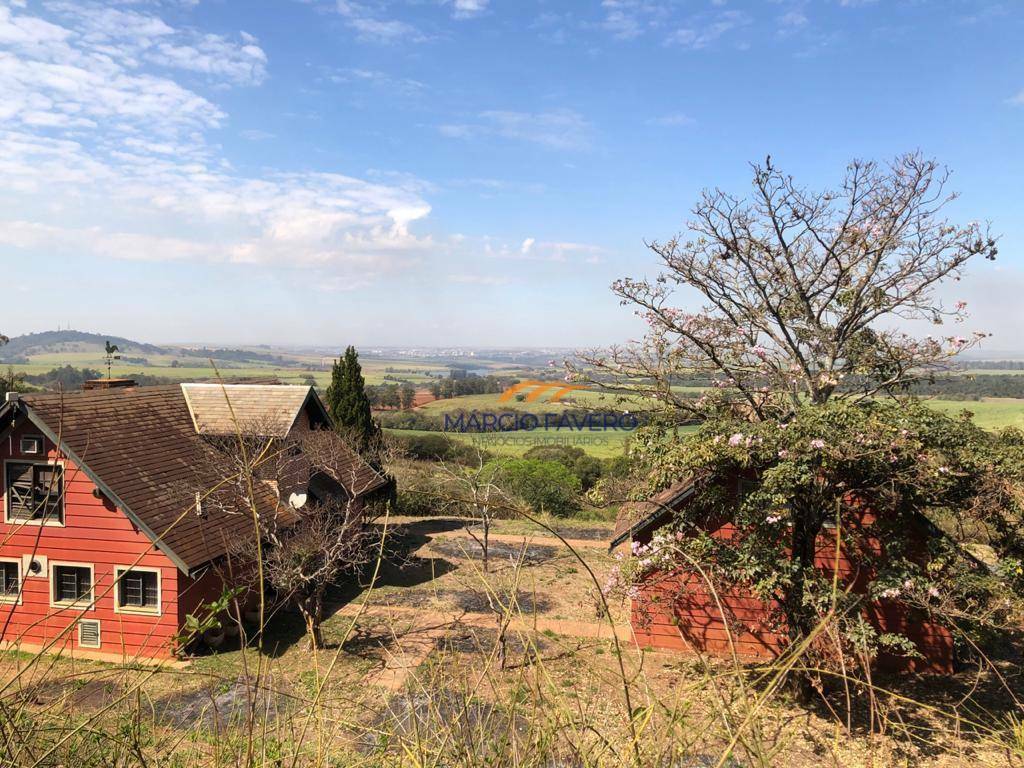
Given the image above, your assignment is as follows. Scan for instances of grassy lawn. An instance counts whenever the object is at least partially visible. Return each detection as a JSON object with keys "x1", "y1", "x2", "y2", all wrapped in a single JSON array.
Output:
[
  {"x1": 926, "y1": 397, "x2": 1024, "y2": 430},
  {"x1": 386, "y1": 426, "x2": 651, "y2": 458},
  {"x1": 6, "y1": 355, "x2": 452, "y2": 387}
]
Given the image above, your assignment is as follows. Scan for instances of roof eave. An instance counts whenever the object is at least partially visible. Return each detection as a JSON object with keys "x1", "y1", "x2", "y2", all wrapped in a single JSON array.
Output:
[{"x1": 608, "y1": 483, "x2": 697, "y2": 551}]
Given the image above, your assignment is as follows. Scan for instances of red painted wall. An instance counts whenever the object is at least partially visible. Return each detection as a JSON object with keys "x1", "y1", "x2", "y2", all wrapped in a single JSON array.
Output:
[
  {"x1": 629, "y1": 517, "x2": 954, "y2": 674},
  {"x1": 0, "y1": 421, "x2": 181, "y2": 660}
]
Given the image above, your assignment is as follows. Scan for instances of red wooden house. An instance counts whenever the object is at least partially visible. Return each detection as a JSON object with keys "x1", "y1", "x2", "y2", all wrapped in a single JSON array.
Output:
[
  {"x1": 611, "y1": 479, "x2": 958, "y2": 674},
  {"x1": 0, "y1": 382, "x2": 386, "y2": 663}
]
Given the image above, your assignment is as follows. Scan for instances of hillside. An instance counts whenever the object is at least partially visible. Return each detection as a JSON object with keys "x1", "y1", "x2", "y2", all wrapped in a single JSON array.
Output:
[{"x1": 0, "y1": 330, "x2": 165, "y2": 361}]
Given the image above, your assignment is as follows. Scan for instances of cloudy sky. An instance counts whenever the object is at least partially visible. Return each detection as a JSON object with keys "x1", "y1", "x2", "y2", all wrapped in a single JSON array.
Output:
[{"x1": 0, "y1": 0, "x2": 1021, "y2": 349}]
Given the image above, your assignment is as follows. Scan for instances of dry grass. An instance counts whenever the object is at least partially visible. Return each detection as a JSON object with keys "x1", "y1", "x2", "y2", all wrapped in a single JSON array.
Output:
[{"x1": 1, "y1": 514, "x2": 1022, "y2": 767}]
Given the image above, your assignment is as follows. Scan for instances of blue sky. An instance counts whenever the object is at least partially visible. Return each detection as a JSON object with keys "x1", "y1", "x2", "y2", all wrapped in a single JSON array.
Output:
[{"x1": 0, "y1": 0, "x2": 1021, "y2": 349}]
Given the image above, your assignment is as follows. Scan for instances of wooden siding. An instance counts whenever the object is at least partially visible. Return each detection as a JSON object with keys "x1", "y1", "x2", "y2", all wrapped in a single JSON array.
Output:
[
  {"x1": 0, "y1": 422, "x2": 181, "y2": 660},
  {"x1": 629, "y1": 516, "x2": 954, "y2": 674}
]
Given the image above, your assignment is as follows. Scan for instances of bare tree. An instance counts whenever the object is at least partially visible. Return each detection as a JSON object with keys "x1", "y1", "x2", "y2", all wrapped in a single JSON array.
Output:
[
  {"x1": 200, "y1": 423, "x2": 379, "y2": 649},
  {"x1": 574, "y1": 153, "x2": 997, "y2": 420},
  {"x1": 258, "y1": 496, "x2": 368, "y2": 649},
  {"x1": 433, "y1": 448, "x2": 508, "y2": 573}
]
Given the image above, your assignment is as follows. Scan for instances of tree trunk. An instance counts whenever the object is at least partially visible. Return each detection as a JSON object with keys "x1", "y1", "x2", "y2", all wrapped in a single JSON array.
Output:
[
  {"x1": 298, "y1": 594, "x2": 325, "y2": 651},
  {"x1": 785, "y1": 499, "x2": 824, "y2": 703},
  {"x1": 482, "y1": 518, "x2": 490, "y2": 573}
]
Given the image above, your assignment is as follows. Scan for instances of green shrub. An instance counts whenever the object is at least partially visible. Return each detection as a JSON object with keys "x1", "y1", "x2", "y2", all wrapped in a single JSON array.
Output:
[
  {"x1": 487, "y1": 458, "x2": 582, "y2": 517},
  {"x1": 396, "y1": 433, "x2": 489, "y2": 464},
  {"x1": 522, "y1": 445, "x2": 603, "y2": 490}
]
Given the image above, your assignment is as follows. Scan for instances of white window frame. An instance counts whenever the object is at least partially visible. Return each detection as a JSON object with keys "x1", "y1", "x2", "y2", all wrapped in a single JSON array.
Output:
[
  {"x1": 0, "y1": 557, "x2": 22, "y2": 605},
  {"x1": 19, "y1": 435, "x2": 44, "y2": 456},
  {"x1": 49, "y1": 561, "x2": 95, "y2": 611},
  {"x1": 3, "y1": 459, "x2": 66, "y2": 527},
  {"x1": 113, "y1": 565, "x2": 162, "y2": 616}
]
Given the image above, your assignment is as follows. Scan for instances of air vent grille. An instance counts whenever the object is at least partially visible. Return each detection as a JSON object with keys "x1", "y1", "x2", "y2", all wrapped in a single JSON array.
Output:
[{"x1": 78, "y1": 619, "x2": 101, "y2": 649}]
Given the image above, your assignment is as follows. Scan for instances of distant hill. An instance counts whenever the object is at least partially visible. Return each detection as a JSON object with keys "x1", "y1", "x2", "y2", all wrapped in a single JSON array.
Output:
[{"x1": 0, "y1": 330, "x2": 166, "y2": 361}]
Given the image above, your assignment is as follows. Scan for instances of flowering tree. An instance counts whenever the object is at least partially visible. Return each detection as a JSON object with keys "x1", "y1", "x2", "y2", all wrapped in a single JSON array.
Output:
[
  {"x1": 587, "y1": 155, "x2": 1020, "y2": 696},
  {"x1": 574, "y1": 153, "x2": 997, "y2": 420},
  {"x1": 617, "y1": 402, "x2": 1023, "y2": 681}
]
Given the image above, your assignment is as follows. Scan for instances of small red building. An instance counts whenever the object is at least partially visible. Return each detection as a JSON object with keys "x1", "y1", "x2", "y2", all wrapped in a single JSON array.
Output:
[
  {"x1": 611, "y1": 479, "x2": 957, "y2": 673},
  {"x1": 0, "y1": 383, "x2": 385, "y2": 663}
]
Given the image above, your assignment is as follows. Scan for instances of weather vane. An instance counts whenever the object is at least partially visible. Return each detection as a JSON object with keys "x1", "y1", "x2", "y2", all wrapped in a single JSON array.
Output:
[{"x1": 104, "y1": 340, "x2": 120, "y2": 380}]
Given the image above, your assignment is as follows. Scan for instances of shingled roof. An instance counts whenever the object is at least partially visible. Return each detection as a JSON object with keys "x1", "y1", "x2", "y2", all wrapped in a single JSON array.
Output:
[
  {"x1": 2, "y1": 384, "x2": 386, "y2": 573},
  {"x1": 182, "y1": 383, "x2": 317, "y2": 437},
  {"x1": 609, "y1": 478, "x2": 696, "y2": 550}
]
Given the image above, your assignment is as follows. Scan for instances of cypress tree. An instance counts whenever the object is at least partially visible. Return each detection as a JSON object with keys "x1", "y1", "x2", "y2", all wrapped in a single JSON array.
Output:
[{"x1": 324, "y1": 345, "x2": 378, "y2": 449}]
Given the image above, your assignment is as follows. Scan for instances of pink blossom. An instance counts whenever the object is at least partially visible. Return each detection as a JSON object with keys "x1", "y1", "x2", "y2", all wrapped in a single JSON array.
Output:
[
  {"x1": 955, "y1": 301, "x2": 967, "y2": 311},
  {"x1": 880, "y1": 588, "x2": 900, "y2": 599},
  {"x1": 809, "y1": 438, "x2": 826, "y2": 450},
  {"x1": 766, "y1": 514, "x2": 782, "y2": 524},
  {"x1": 777, "y1": 449, "x2": 790, "y2": 459},
  {"x1": 928, "y1": 586, "x2": 941, "y2": 599},
  {"x1": 728, "y1": 433, "x2": 744, "y2": 446}
]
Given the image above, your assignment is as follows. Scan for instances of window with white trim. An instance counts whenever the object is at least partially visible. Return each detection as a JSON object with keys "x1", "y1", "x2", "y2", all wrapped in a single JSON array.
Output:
[
  {"x1": 5, "y1": 462, "x2": 64, "y2": 524},
  {"x1": 52, "y1": 564, "x2": 92, "y2": 606},
  {"x1": 0, "y1": 561, "x2": 20, "y2": 601},
  {"x1": 115, "y1": 568, "x2": 160, "y2": 613},
  {"x1": 19, "y1": 436, "x2": 43, "y2": 455}
]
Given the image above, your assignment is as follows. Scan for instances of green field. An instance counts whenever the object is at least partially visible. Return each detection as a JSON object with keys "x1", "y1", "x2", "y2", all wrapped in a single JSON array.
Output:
[
  {"x1": 393, "y1": 396, "x2": 1024, "y2": 459},
  {"x1": 10, "y1": 342, "x2": 1024, "y2": 439},
  {"x1": 925, "y1": 398, "x2": 1024, "y2": 430},
  {"x1": 386, "y1": 427, "x2": 652, "y2": 459},
  {"x1": 419, "y1": 387, "x2": 659, "y2": 414},
  {"x1": 4, "y1": 353, "x2": 450, "y2": 388}
]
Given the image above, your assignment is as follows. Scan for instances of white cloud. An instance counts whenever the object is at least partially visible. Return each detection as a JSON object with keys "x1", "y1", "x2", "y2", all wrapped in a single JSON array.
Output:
[
  {"x1": 1007, "y1": 89, "x2": 1024, "y2": 106},
  {"x1": 240, "y1": 128, "x2": 275, "y2": 141},
  {"x1": 484, "y1": 238, "x2": 604, "y2": 263},
  {"x1": 450, "y1": 0, "x2": 489, "y2": 20},
  {"x1": 778, "y1": 10, "x2": 808, "y2": 28},
  {"x1": 42, "y1": 2, "x2": 267, "y2": 85},
  {"x1": 447, "y1": 273, "x2": 509, "y2": 286},
  {"x1": 324, "y1": 66, "x2": 426, "y2": 96},
  {"x1": 599, "y1": 1, "x2": 671, "y2": 41},
  {"x1": 0, "y1": 1, "x2": 433, "y2": 284},
  {"x1": 647, "y1": 112, "x2": 696, "y2": 127},
  {"x1": 667, "y1": 10, "x2": 751, "y2": 49},
  {"x1": 335, "y1": 0, "x2": 426, "y2": 43},
  {"x1": 441, "y1": 109, "x2": 594, "y2": 151},
  {"x1": 438, "y1": 123, "x2": 474, "y2": 139},
  {"x1": 603, "y1": 7, "x2": 641, "y2": 40}
]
